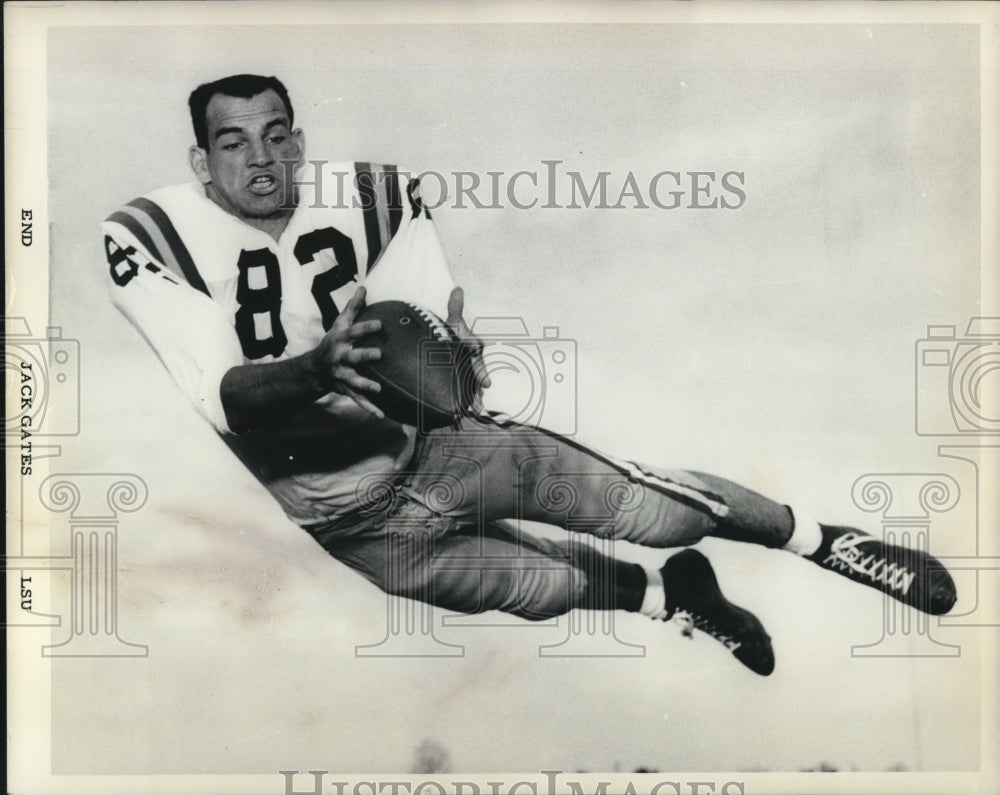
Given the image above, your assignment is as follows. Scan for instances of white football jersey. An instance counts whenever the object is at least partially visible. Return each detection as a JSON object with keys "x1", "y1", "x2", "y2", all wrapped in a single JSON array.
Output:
[{"x1": 101, "y1": 162, "x2": 455, "y2": 527}]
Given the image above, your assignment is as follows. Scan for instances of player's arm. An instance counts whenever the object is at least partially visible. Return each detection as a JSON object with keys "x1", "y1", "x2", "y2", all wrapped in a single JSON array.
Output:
[
  {"x1": 219, "y1": 287, "x2": 384, "y2": 432},
  {"x1": 104, "y1": 230, "x2": 246, "y2": 433},
  {"x1": 104, "y1": 229, "x2": 383, "y2": 433}
]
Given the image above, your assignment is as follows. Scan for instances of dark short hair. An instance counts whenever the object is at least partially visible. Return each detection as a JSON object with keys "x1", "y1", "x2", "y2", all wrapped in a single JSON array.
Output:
[{"x1": 188, "y1": 74, "x2": 294, "y2": 150}]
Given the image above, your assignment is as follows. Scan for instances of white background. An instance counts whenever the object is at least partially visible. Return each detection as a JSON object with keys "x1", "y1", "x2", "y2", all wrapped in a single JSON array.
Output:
[{"x1": 8, "y1": 2, "x2": 997, "y2": 789}]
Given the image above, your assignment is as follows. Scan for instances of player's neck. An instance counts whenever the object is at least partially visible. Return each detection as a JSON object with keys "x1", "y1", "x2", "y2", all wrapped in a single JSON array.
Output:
[
  {"x1": 240, "y1": 212, "x2": 294, "y2": 242},
  {"x1": 204, "y1": 185, "x2": 295, "y2": 242}
]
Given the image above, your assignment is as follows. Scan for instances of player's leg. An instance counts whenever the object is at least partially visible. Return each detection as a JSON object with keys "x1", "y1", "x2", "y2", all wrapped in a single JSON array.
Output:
[
  {"x1": 419, "y1": 419, "x2": 784, "y2": 549},
  {"x1": 413, "y1": 417, "x2": 956, "y2": 616},
  {"x1": 314, "y1": 518, "x2": 599, "y2": 619},
  {"x1": 410, "y1": 416, "x2": 724, "y2": 547},
  {"x1": 521, "y1": 429, "x2": 956, "y2": 616},
  {"x1": 692, "y1": 471, "x2": 956, "y2": 615},
  {"x1": 389, "y1": 422, "x2": 777, "y2": 672},
  {"x1": 317, "y1": 517, "x2": 775, "y2": 675},
  {"x1": 608, "y1": 460, "x2": 957, "y2": 616}
]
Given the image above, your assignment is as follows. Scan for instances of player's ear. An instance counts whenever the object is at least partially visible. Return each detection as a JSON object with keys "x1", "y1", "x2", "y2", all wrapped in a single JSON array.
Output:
[{"x1": 189, "y1": 145, "x2": 211, "y2": 185}]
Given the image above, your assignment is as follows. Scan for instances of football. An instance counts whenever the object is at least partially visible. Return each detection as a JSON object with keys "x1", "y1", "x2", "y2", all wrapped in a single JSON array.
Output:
[{"x1": 354, "y1": 300, "x2": 478, "y2": 429}]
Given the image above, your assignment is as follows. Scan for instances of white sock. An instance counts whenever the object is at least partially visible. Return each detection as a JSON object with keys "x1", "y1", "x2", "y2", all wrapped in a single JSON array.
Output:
[
  {"x1": 639, "y1": 566, "x2": 669, "y2": 620},
  {"x1": 783, "y1": 507, "x2": 823, "y2": 557}
]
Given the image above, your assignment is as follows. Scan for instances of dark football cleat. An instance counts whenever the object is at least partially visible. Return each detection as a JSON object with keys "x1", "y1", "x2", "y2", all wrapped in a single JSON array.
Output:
[
  {"x1": 808, "y1": 525, "x2": 957, "y2": 615},
  {"x1": 661, "y1": 549, "x2": 775, "y2": 676}
]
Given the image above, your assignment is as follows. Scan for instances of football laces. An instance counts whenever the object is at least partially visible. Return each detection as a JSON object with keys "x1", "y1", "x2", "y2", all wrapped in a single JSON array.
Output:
[{"x1": 406, "y1": 302, "x2": 459, "y2": 342}]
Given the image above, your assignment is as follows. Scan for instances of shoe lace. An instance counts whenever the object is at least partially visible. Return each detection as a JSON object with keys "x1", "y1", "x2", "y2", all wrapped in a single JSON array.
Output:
[
  {"x1": 670, "y1": 608, "x2": 741, "y2": 651},
  {"x1": 826, "y1": 533, "x2": 917, "y2": 595}
]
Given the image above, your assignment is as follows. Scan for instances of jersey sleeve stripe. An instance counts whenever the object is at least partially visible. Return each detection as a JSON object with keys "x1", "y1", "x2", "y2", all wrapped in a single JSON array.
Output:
[
  {"x1": 106, "y1": 210, "x2": 167, "y2": 267},
  {"x1": 356, "y1": 161, "x2": 384, "y2": 269},
  {"x1": 109, "y1": 205, "x2": 196, "y2": 290},
  {"x1": 127, "y1": 198, "x2": 211, "y2": 296},
  {"x1": 358, "y1": 163, "x2": 407, "y2": 271},
  {"x1": 385, "y1": 165, "x2": 403, "y2": 237}
]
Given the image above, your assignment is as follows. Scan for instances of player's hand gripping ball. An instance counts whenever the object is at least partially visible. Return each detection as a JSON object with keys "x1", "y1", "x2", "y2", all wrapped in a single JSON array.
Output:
[{"x1": 354, "y1": 301, "x2": 479, "y2": 429}]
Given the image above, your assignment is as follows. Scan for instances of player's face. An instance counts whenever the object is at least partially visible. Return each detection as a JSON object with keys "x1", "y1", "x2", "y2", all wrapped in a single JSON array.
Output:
[{"x1": 190, "y1": 89, "x2": 304, "y2": 224}]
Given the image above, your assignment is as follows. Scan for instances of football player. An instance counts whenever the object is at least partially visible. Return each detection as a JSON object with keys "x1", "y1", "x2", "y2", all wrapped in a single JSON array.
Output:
[{"x1": 103, "y1": 74, "x2": 957, "y2": 677}]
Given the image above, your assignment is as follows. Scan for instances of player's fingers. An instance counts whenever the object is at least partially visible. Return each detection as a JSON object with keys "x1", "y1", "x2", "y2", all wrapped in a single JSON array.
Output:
[
  {"x1": 343, "y1": 346, "x2": 381, "y2": 364},
  {"x1": 472, "y1": 354, "x2": 491, "y2": 389},
  {"x1": 460, "y1": 336, "x2": 490, "y2": 390},
  {"x1": 447, "y1": 286, "x2": 465, "y2": 324},
  {"x1": 349, "y1": 285, "x2": 367, "y2": 307},
  {"x1": 348, "y1": 319, "x2": 382, "y2": 338},
  {"x1": 461, "y1": 327, "x2": 485, "y2": 352},
  {"x1": 334, "y1": 366, "x2": 382, "y2": 394},
  {"x1": 343, "y1": 386, "x2": 385, "y2": 420},
  {"x1": 341, "y1": 285, "x2": 367, "y2": 324},
  {"x1": 346, "y1": 374, "x2": 383, "y2": 394}
]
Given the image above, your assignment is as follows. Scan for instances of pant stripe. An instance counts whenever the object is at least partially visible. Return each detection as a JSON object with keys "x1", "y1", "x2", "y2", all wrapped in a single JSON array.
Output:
[{"x1": 474, "y1": 412, "x2": 730, "y2": 519}]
